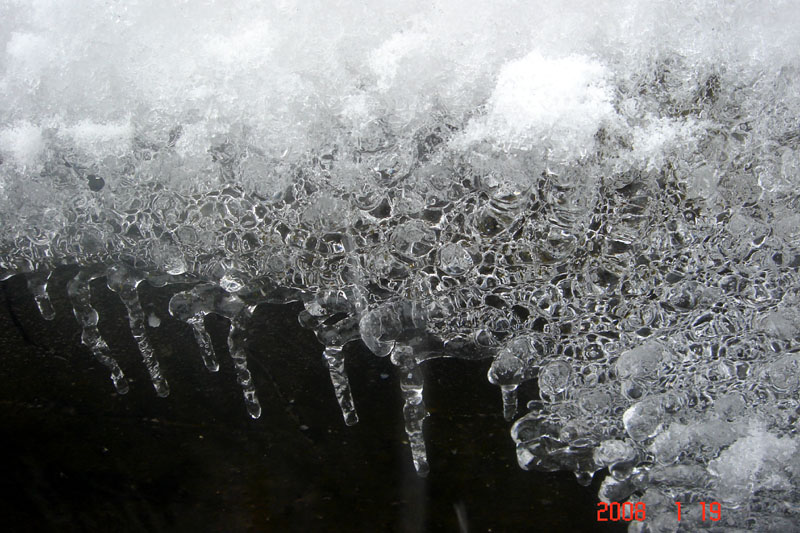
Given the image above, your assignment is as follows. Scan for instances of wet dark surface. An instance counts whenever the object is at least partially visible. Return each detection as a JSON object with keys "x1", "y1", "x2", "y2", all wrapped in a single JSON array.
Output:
[{"x1": 0, "y1": 269, "x2": 627, "y2": 532}]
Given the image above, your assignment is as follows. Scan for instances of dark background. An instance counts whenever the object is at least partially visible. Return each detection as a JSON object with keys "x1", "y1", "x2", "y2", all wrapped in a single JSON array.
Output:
[{"x1": 0, "y1": 268, "x2": 626, "y2": 532}]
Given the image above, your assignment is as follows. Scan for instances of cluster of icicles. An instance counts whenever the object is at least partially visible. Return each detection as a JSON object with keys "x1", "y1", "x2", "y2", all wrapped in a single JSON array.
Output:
[{"x1": 2, "y1": 112, "x2": 800, "y2": 533}]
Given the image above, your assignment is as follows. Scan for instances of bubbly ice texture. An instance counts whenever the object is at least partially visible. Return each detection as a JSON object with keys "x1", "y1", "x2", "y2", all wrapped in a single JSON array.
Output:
[{"x1": 3, "y1": 0, "x2": 800, "y2": 529}]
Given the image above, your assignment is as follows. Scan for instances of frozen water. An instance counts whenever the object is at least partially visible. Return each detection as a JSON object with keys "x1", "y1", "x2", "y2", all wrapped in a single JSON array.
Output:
[
  {"x1": 107, "y1": 264, "x2": 169, "y2": 397},
  {"x1": 2, "y1": 0, "x2": 800, "y2": 529}
]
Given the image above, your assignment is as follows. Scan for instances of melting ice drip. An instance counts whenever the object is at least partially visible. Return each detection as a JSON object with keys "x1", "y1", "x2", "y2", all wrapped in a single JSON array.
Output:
[{"x1": 2, "y1": 1, "x2": 800, "y2": 531}]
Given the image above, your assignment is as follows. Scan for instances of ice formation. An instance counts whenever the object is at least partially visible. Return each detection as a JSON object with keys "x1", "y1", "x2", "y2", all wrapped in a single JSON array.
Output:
[{"x1": 2, "y1": 0, "x2": 800, "y2": 530}]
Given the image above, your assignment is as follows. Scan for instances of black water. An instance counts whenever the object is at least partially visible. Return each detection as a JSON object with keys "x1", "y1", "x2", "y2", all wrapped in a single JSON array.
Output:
[{"x1": 0, "y1": 269, "x2": 626, "y2": 532}]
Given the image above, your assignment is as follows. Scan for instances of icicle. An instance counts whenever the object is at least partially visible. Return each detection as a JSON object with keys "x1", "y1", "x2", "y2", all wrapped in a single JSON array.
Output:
[
  {"x1": 228, "y1": 306, "x2": 262, "y2": 419},
  {"x1": 67, "y1": 268, "x2": 129, "y2": 394},
  {"x1": 392, "y1": 345, "x2": 429, "y2": 477},
  {"x1": 500, "y1": 384, "x2": 519, "y2": 421},
  {"x1": 168, "y1": 285, "x2": 220, "y2": 372},
  {"x1": 299, "y1": 292, "x2": 362, "y2": 426},
  {"x1": 188, "y1": 316, "x2": 219, "y2": 372},
  {"x1": 106, "y1": 265, "x2": 169, "y2": 397},
  {"x1": 26, "y1": 271, "x2": 55, "y2": 320},
  {"x1": 488, "y1": 336, "x2": 542, "y2": 421},
  {"x1": 169, "y1": 284, "x2": 261, "y2": 417},
  {"x1": 323, "y1": 346, "x2": 359, "y2": 426}
]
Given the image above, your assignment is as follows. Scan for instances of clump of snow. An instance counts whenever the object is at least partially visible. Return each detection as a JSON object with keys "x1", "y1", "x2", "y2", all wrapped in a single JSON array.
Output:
[
  {"x1": 369, "y1": 31, "x2": 428, "y2": 91},
  {"x1": 456, "y1": 51, "x2": 614, "y2": 160},
  {"x1": 62, "y1": 119, "x2": 133, "y2": 158},
  {"x1": 709, "y1": 427, "x2": 799, "y2": 501},
  {"x1": 629, "y1": 117, "x2": 704, "y2": 171},
  {"x1": 0, "y1": 120, "x2": 44, "y2": 169}
]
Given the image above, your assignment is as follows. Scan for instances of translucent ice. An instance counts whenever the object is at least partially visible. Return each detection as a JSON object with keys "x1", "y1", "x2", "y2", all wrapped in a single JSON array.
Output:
[
  {"x1": 2, "y1": 0, "x2": 800, "y2": 528},
  {"x1": 66, "y1": 268, "x2": 129, "y2": 395},
  {"x1": 107, "y1": 264, "x2": 169, "y2": 397}
]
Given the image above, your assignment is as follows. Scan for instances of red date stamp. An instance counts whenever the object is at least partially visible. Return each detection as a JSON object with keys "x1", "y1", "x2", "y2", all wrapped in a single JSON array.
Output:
[
  {"x1": 597, "y1": 501, "x2": 722, "y2": 522},
  {"x1": 597, "y1": 502, "x2": 646, "y2": 521},
  {"x1": 674, "y1": 501, "x2": 722, "y2": 521}
]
